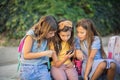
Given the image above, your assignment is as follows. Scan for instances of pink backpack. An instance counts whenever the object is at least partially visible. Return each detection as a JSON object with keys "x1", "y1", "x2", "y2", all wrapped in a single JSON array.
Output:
[
  {"x1": 18, "y1": 37, "x2": 25, "y2": 53},
  {"x1": 108, "y1": 36, "x2": 120, "y2": 74},
  {"x1": 74, "y1": 59, "x2": 82, "y2": 75},
  {"x1": 17, "y1": 37, "x2": 25, "y2": 71}
]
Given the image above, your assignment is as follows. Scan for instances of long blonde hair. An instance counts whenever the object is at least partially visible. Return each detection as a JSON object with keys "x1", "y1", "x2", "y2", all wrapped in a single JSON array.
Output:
[
  {"x1": 32, "y1": 15, "x2": 58, "y2": 47},
  {"x1": 76, "y1": 19, "x2": 106, "y2": 58}
]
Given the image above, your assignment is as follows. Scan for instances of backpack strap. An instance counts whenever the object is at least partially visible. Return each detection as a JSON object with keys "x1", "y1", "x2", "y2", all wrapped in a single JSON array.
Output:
[{"x1": 17, "y1": 53, "x2": 21, "y2": 72}]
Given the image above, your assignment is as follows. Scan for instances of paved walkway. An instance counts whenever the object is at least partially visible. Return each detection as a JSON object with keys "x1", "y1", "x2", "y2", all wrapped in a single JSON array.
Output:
[
  {"x1": 0, "y1": 35, "x2": 119, "y2": 80},
  {"x1": 0, "y1": 47, "x2": 19, "y2": 80}
]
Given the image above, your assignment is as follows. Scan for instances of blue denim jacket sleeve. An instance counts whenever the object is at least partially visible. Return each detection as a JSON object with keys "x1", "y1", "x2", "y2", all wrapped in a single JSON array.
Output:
[
  {"x1": 91, "y1": 36, "x2": 101, "y2": 49},
  {"x1": 74, "y1": 37, "x2": 81, "y2": 50}
]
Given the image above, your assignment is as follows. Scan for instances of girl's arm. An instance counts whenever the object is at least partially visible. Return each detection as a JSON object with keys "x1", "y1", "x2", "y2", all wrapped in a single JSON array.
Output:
[
  {"x1": 49, "y1": 41, "x2": 69, "y2": 67},
  {"x1": 23, "y1": 36, "x2": 53, "y2": 59},
  {"x1": 52, "y1": 51, "x2": 74, "y2": 68},
  {"x1": 84, "y1": 49, "x2": 98, "y2": 79},
  {"x1": 52, "y1": 52, "x2": 68, "y2": 67},
  {"x1": 74, "y1": 37, "x2": 84, "y2": 60},
  {"x1": 75, "y1": 49, "x2": 84, "y2": 60},
  {"x1": 84, "y1": 36, "x2": 101, "y2": 79}
]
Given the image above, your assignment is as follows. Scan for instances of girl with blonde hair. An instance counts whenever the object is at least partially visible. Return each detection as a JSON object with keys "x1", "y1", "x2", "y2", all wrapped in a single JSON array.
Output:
[{"x1": 20, "y1": 15, "x2": 58, "y2": 80}]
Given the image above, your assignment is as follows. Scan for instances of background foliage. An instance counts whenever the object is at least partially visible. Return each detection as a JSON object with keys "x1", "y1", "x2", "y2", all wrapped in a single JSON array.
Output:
[{"x1": 0, "y1": 0, "x2": 120, "y2": 39}]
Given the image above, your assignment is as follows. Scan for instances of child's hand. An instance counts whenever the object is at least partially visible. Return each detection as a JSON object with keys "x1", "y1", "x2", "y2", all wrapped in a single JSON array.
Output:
[
  {"x1": 65, "y1": 50, "x2": 75, "y2": 59},
  {"x1": 76, "y1": 50, "x2": 84, "y2": 60},
  {"x1": 84, "y1": 76, "x2": 88, "y2": 80},
  {"x1": 44, "y1": 50, "x2": 54, "y2": 57}
]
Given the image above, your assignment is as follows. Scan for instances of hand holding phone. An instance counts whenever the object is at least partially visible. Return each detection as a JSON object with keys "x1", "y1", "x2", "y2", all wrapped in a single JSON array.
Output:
[{"x1": 66, "y1": 50, "x2": 74, "y2": 54}]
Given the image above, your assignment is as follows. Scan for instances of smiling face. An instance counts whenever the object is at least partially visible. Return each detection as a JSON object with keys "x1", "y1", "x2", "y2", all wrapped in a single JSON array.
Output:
[
  {"x1": 59, "y1": 30, "x2": 71, "y2": 42},
  {"x1": 76, "y1": 26, "x2": 87, "y2": 41}
]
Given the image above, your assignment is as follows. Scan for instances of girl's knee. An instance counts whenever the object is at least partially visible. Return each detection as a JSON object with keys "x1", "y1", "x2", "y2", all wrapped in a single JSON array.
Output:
[
  {"x1": 110, "y1": 62, "x2": 116, "y2": 69},
  {"x1": 99, "y1": 61, "x2": 107, "y2": 70}
]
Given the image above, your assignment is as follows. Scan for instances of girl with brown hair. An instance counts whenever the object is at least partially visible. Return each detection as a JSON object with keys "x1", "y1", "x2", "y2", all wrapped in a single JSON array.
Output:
[
  {"x1": 75, "y1": 18, "x2": 116, "y2": 80},
  {"x1": 50, "y1": 20, "x2": 78, "y2": 80}
]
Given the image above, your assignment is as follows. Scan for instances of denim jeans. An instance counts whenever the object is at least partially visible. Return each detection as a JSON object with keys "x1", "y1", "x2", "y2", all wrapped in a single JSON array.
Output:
[{"x1": 20, "y1": 64, "x2": 51, "y2": 80}]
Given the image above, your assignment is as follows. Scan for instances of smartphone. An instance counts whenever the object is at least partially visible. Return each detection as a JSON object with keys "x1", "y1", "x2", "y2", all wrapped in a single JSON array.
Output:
[{"x1": 66, "y1": 50, "x2": 74, "y2": 54}]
